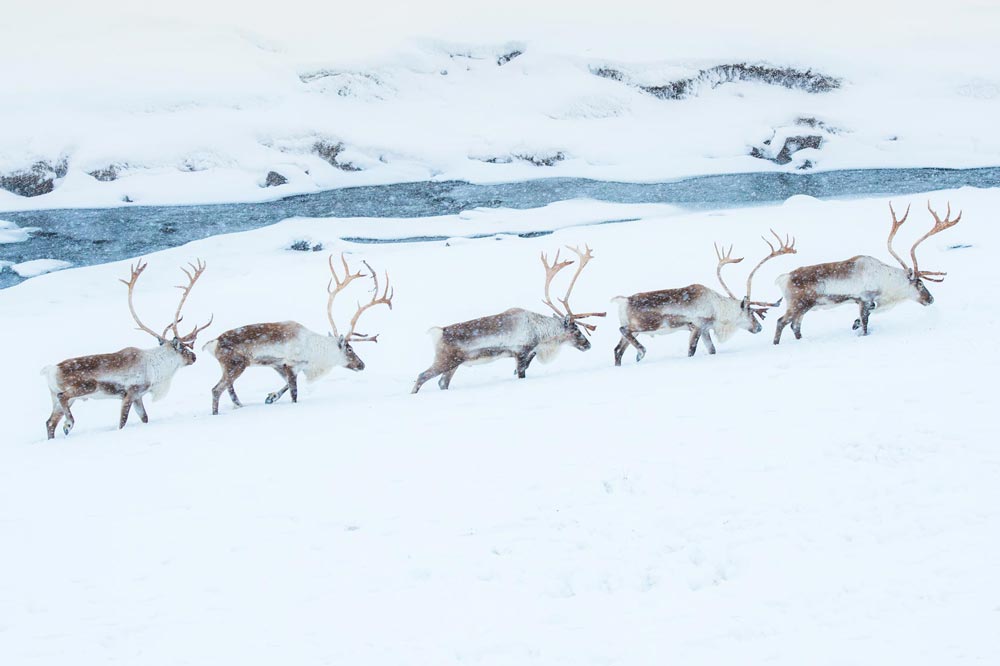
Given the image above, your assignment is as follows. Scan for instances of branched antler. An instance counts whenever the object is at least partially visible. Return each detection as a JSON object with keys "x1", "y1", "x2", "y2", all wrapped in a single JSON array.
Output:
[
  {"x1": 746, "y1": 229, "x2": 796, "y2": 302},
  {"x1": 170, "y1": 259, "x2": 212, "y2": 343},
  {"x1": 346, "y1": 260, "x2": 394, "y2": 343},
  {"x1": 541, "y1": 245, "x2": 605, "y2": 333},
  {"x1": 327, "y1": 253, "x2": 366, "y2": 338},
  {"x1": 886, "y1": 202, "x2": 911, "y2": 272},
  {"x1": 911, "y1": 201, "x2": 962, "y2": 282},
  {"x1": 540, "y1": 249, "x2": 574, "y2": 317},
  {"x1": 714, "y1": 243, "x2": 744, "y2": 299},
  {"x1": 119, "y1": 260, "x2": 164, "y2": 342}
]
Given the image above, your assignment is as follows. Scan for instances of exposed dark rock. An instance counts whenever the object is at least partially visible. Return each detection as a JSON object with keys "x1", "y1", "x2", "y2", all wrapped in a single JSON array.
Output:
[
  {"x1": 514, "y1": 152, "x2": 565, "y2": 167},
  {"x1": 289, "y1": 240, "x2": 324, "y2": 252},
  {"x1": 264, "y1": 171, "x2": 288, "y2": 187},
  {"x1": 313, "y1": 140, "x2": 361, "y2": 172},
  {"x1": 774, "y1": 135, "x2": 823, "y2": 165},
  {"x1": 89, "y1": 164, "x2": 123, "y2": 182},
  {"x1": 0, "y1": 160, "x2": 67, "y2": 197},
  {"x1": 794, "y1": 116, "x2": 840, "y2": 133},
  {"x1": 750, "y1": 134, "x2": 823, "y2": 166},
  {"x1": 497, "y1": 50, "x2": 523, "y2": 66},
  {"x1": 122, "y1": 195, "x2": 134, "y2": 203},
  {"x1": 593, "y1": 63, "x2": 841, "y2": 100}
]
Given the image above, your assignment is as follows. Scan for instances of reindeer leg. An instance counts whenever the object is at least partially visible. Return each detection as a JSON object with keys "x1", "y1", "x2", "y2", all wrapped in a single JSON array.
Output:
[
  {"x1": 212, "y1": 361, "x2": 247, "y2": 414},
  {"x1": 438, "y1": 364, "x2": 460, "y2": 390},
  {"x1": 776, "y1": 303, "x2": 807, "y2": 344},
  {"x1": 132, "y1": 396, "x2": 149, "y2": 424},
  {"x1": 119, "y1": 393, "x2": 134, "y2": 430},
  {"x1": 265, "y1": 365, "x2": 291, "y2": 405},
  {"x1": 774, "y1": 314, "x2": 790, "y2": 344},
  {"x1": 687, "y1": 326, "x2": 702, "y2": 357},
  {"x1": 702, "y1": 329, "x2": 717, "y2": 355},
  {"x1": 412, "y1": 365, "x2": 443, "y2": 394},
  {"x1": 266, "y1": 384, "x2": 289, "y2": 404},
  {"x1": 852, "y1": 300, "x2": 875, "y2": 336},
  {"x1": 57, "y1": 393, "x2": 75, "y2": 436},
  {"x1": 45, "y1": 395, "x2": 63, "y2": 440},
  {"x1": 619, "y1": 326, "x2": 646, "y2": 362},
  {"x1": 613, "y1": 336, "x2": 628, "y2": 366},
  {"x1": 515, "y1": 351, "x2": 535, "y2": 379},
  {"x1": 284, "y1": 366, "x2": 298, "y2": 403}
]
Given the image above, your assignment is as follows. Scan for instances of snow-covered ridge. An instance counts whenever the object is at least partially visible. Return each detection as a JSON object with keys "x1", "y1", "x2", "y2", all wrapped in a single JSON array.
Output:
[{"x1": 2, "y1": 1, "x2": 999, "y2": 211}]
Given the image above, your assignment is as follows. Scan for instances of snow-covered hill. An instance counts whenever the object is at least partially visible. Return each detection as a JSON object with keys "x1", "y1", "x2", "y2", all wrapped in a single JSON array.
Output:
[
  {"x1": 1, "y1": 188, "x2": 996, "y2": 663},
  {"x1": 2, "y1": 0, "x2": 999, "y2": 210}
]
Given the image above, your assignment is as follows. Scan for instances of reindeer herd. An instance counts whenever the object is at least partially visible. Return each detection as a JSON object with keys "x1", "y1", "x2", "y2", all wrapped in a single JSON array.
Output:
[{"x1": 41, "y1": 201, "x2": 962, "y2": 439}]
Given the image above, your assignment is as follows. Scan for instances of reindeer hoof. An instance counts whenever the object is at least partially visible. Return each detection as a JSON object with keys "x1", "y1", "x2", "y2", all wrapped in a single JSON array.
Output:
[
  {"x1": 265, "y1": 393, "x2": 278, "y2": 404},
  {"x1": 852, "y1": 318, "x2": 861, "y2": 330},
  {"x1": 636, "y1": 350, "x2": 645, "y2": 362},
  {"x1": 62, "y1": 424, "x2": 72, "y2": 436}
]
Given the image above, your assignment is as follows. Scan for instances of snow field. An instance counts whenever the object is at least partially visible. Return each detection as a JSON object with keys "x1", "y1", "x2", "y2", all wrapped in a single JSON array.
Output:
[{"x1": 0, "y1": 188, "x2": 997, "y2": 663}]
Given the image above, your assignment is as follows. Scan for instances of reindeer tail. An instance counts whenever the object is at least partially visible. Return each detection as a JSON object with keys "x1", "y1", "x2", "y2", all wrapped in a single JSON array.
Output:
[
  {"x1": 201, "y1": 338, "x2": 219, "y2": 356},
  {"x1": 774, "y1": 273, "x2": 792, "y2": 297},
  {"x1": 40, "y1": 365, "x2": 59, "y2": 392},
  {"x1": 610, "y1": 296, "x2": 629, "y2": 325}
]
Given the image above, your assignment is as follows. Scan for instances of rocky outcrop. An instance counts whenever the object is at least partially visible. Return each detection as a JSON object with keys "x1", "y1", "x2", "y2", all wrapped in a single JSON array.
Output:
[
  {"x1": 593, "y1": 63, "x2": 841, "y2": 100},
  {"x1": 264, "y1": 171, "x2": 288, "y2": 187},
  {"x1": 88, "y1": 164, "x2": 124, "y2": 182},
  {"x1": 479, "y1": 152, "x2": 566, "y2": 167},
  {"x1": 313, "y1": 141, "x2": 361, "y2": 172},
  {"x1": 751, "y1": 135, "x2": 824, "y2": 167},
  {"x1": 0, "y1": 159, "x2": 67, "y2": 197}
]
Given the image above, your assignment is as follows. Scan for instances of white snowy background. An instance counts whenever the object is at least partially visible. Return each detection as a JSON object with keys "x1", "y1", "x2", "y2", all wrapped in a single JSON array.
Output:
[
  {"x1": 1, "y1": 0, "x2": 999, "y2": 209},
  {"x1": 1, "y1": 1, "x2": 999, "y2": 664}
]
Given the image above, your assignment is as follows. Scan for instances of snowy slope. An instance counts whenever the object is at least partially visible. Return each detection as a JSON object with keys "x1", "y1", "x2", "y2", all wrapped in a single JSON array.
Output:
[
  {"x1": 0, "y1": 189, "x2": 997, "y2": 663},
  {"x1": 2, "y1": 1, "x2": 1000, "y2": 210}
]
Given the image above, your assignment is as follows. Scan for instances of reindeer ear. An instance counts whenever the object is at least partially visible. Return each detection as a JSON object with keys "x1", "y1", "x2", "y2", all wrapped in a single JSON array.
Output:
[
  {"x1": 740, "y1": 296, "x2": 749, "y2": 310},
  {"x1": 562, "y1": 314, "x2": 573, "y2": 327},
  {"x1": 171, "y1": 339, "x2": 182, "y2": 351}
]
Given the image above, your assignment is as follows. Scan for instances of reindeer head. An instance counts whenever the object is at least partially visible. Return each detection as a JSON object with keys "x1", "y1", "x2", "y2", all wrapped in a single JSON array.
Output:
[
  {"x1": 120, "y1": 259, "x2": 213, "y2": 363},
  {"x1": 326, "y1": 253, "x2": 394, "y2": 371},
  {"x1": 715, "y1": 230, "x2": 797, "y2": 333},
  {"x1": 886, "y1": 201, "x2": 962, "y2": 306},
  {"x1": 541, "y1": 244, "x2": 606, "y2": 350}
]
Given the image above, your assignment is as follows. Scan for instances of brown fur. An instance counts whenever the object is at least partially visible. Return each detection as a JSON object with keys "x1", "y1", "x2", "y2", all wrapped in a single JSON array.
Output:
[
  {"x1": 44, "y1": 343, "x2": 195, "y2": 440},
  {"x1": 411, "y1": 308, "x2": 590, "y2": 393},
  {"x1": 207, "y1": 321, "x2": 364, "y2": 414}
]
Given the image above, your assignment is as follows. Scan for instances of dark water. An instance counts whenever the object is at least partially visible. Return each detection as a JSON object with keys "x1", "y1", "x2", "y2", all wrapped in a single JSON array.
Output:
[{"x1": 2, "y1": 166, "x2": 998, "y2": 289}]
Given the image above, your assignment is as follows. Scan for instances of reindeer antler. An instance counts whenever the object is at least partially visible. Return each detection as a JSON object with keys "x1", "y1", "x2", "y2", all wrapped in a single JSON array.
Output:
[
  {"x1": 541, "y1": 249, "x2": 574, "y2": 317},
  {"x1": 346, "y1": 260, "x2": 394, "y2": 343},
  {"x1": 745, "y1": 230, "x2": 796, "y2": 303},
  {"x1": 714, "y1": 243, "x2": 744, "y2": 299},
  {"x1": 119, "y1": 260, "x2": 165, "y2": 342},
  {"x1": 540, "y1": 245, "x2": 606, "y2": 333},
  {"x1": 168, "y1": 259, "x2": 212, "y2": 343},
  {"x1": 910, "y1": 201, "x2": 962, "y2": 282},
  {"x1": 886, "y1": 201, "x2": 911, "y2": 272},
  {"x1": 327, "y1": 253, "x2": 366, "y2": 338}
]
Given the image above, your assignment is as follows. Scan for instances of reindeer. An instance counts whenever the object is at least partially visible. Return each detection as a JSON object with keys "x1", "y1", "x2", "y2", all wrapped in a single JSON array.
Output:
[
  {"x1": 204, "y1": 254, "x2": 392, "y2": 414},
  {"x1": 42, "y1": 259, "x2": 212, "y2": 439},
  {"x1": 612, "y1": 231, "x2": 795, "y2": 365},
  {"x1": 411, "y1": 245, "x2": 606, "y2": 393},
  {"x1": 773, "y1": 201, "x2": 961, "y2": 344}
]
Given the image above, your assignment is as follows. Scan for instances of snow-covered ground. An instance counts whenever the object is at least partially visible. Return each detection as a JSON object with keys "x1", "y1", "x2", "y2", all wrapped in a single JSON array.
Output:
[
  {"x1": 2, "y1": 1, "x2": 1000, "y2": 210},
  {"x1": 1, "y1": 188, "x2": 997, "y2": 663}
]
